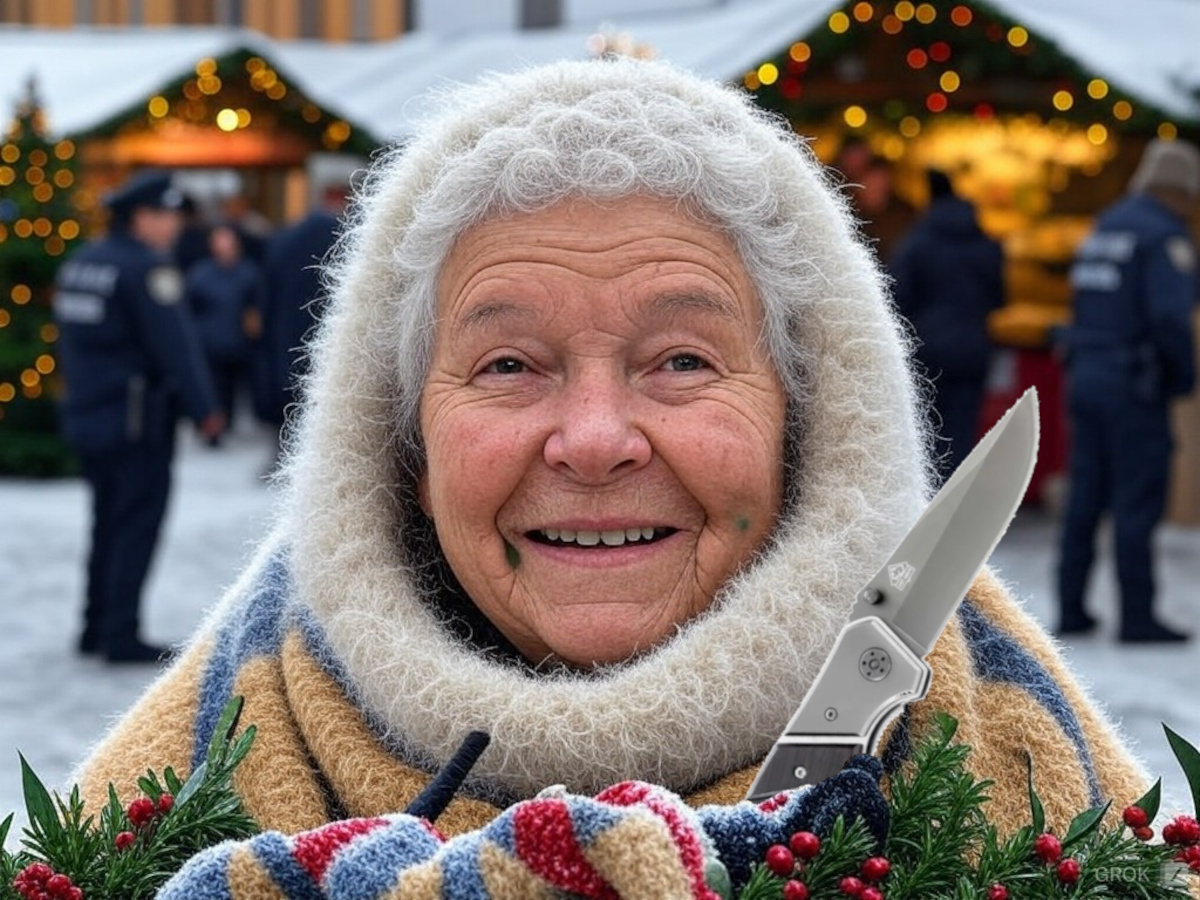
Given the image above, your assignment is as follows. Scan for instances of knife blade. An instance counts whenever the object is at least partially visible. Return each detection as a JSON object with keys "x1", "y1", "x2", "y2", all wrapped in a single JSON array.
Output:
[{"x1": 746, "y1": 389, "x2": 1039, "y2": 800}]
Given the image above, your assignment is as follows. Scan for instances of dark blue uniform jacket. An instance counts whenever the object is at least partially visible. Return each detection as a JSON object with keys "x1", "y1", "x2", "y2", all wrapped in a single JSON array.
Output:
[
  {"x1": 889, "y1": 195, "x2": 1005, "y2": 380},
  {"x1": 1062, "y1": 193, "x2": 1197, "y2": 401},
  {"x1": 186, "y1": 258, "x2": 265, "y2": 362},
  {"x1": 53, "y1": 231, "x2": 217, "y2": 454}
]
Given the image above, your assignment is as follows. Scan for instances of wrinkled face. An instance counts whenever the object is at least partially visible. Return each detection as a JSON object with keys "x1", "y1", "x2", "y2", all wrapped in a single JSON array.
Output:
[{"x1": 418, "y1": 196, "x2": 787, "y2": 668}]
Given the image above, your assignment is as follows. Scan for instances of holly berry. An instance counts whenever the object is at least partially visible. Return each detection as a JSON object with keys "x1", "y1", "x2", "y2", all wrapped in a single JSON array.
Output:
[
  {"x1": 1122, "y1": 805, "x2": 1150, "y2": 829},
  {"x1": 127, "y1": 796, "x2": 157, "y2": 828},
  {"x1": 860, "y1": 888, "x2": 884, "y2": 900},
  {"x1": 114, "y1": 830, "x2": 136, "y2": 851},
  {"x1": 1165, "y1": 815, "x2": 1200, "y2": 845},
  {"x1": 1176, "y1": 845, "x2": 1200, "y2": 872},
  {"x1": 783, "y1": 880, "x2": 810, "y2": 900},
  {"x1": 157, "y1": 792, "x2": 175, "y2": 814},
  {"x1": 839, "y1": 875, "x2": 864, "y2": 896},
  {"x1": 12, "y1": 864, "x2": 82, "y2": 900},
  {"x1": 789, "y1": 830, "x2": 821, "y2": 860},
  {"x1": 765, "y1": 844, "x2": 797, "y2": 877},
  {"x1": 1133, "y1": 825, "x2": 1155, "y2": 842},
  {"x1": 1033, "y1": 832, "x2": 1062, "y2": 863},
  {"x1": 987, "y1": 884, "x2": 1009, "y2": 900},
  {"x1": 1056, "y1": 858, "x2": 1081, "y2": 885},
  {"x1": 861, "y1": 856, "x2": 891, "y2": 882}
]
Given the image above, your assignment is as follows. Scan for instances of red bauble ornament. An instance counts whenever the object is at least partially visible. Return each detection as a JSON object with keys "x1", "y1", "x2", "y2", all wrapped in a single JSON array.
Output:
[
  {"x1": 860, "y1": 887, "x2": 884, "y2": 900},
  {"x1": 784, "y1": 880, "x2": 810, "y2": 900},
  {"x1": 789, "y1": 830, "x2": 822, "y2": 860},
  {"x1": 861, "y1": 856, "x2": 891, "y2": 881},
  {"x1": 115, "y1": 829, "x2": 136, "y2": 851},
  {"x1": 987, "y1": 884, "x2": 1009, "y2": 900},
  {"x1": 766, "y1": 844, "x2": 797, "y2": 877},
  {"x1": 157, "y1": 792, "x2": 175, "y2": 814},
  {"x1": 1122, "y1": 805, "x2": 1149, "y2": 829},
  {"x1": 1057, "y1": 858, "x2": 1081, "y2": 885},
  {"x1": 1033, "y1": 832, "x2": 1062, "y2": 863}
]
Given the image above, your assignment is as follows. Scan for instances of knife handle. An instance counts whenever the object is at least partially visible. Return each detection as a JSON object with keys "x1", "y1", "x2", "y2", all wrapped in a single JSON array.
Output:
[{"x1": 746, "y1": 737, "x2": 868, "y2": 801}]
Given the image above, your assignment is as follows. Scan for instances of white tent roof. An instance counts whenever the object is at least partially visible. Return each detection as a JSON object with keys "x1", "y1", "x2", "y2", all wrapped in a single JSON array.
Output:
[{"x1": 1, "y1": 0, "x2": 1198, "y2": 143}]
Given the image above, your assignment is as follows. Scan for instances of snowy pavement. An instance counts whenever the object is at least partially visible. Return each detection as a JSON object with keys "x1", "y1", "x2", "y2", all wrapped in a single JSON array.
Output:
[{"x1": 1, "y1": 424, "x2": 1198, "y2": 848}]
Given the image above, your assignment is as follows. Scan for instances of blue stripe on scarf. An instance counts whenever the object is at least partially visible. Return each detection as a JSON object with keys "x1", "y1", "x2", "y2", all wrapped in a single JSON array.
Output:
[
  {"x1": 956, "y1": 600, "x2": 1103, "y2": 806},
  {"x1": 325, "y1": 817, "x2": 442, "y2": 898},
  {"x1": 251, "y1": 832, "x2": 325, "y2": 900},
  {"x1": 192, "y1": 551, "x2": 291, "y2": 770}
]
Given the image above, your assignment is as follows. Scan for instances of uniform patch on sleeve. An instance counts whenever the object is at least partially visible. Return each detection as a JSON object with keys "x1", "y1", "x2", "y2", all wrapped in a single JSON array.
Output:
[
  {"x1": 147, "y1": 266, "x2": 184, "y2": 305},
  {"x1": 1166, "y1": 237, "x2": 1196, "y2": 273}
]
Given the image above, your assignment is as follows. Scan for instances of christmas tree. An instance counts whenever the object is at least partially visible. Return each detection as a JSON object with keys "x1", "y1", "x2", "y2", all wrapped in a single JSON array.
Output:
[{"x1": 0, "y1": 77, "x2": 82, "y2": 477}]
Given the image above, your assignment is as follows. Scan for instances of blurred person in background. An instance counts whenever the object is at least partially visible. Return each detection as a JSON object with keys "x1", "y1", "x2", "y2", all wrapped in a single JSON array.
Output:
[
  {"x1": 889, "y1": 168, "x2": 1005, "y2": 483},
  {"x1": 184, "y1": 221, "x2": 266, "y2": 435},
  {"x1": 52, "y1": 169, "x2": 225, "y2": 664},
  {"x1": 1054, "y1": 138, "x2": 1200, "y2": 643},
  {"x1": 258, "y1": 181, "x2": 348, "y2": 467}
]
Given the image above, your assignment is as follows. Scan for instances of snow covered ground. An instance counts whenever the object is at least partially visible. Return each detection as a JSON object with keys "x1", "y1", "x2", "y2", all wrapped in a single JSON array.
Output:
[{"x1": 1, "y1": 422, "x2": 1198, "y2": 849}]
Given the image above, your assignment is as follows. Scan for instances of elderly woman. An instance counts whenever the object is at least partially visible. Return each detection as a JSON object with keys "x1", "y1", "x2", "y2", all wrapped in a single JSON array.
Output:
[{"x1": 76, "y1": 58, "x2": 1145, "y2": 889}]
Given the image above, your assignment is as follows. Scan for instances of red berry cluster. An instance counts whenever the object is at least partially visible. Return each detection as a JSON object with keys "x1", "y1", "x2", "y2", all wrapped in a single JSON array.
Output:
[
  {"x1": 762, "y1": 832, "x2": 891, "y2": 900},
  {"x1": 1031, "y1": 831, "x2": 1081, "y2": 884},
  {"x1": 11, "y1": 863, "x2": 83, "y2": 900},
  {"x1": 1122, "y1": 805, "x2": 1155, "y2": 841},
  {"x1": 114, "y1": 792, "x2": 174, "y2": 851},
  {"x1": 1161, "y1": 814, "x2": 1200, "y2": 872}
]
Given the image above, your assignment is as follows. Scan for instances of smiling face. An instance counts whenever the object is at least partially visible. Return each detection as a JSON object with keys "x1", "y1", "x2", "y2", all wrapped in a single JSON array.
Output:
[{"x1": 418, "y1": 195, "x2": 787, "y2": 668}]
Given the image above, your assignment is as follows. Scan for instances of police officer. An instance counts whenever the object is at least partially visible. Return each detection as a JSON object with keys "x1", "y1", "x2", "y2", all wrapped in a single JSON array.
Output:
[
  {"x1": 54, "y1": 169, "x2": 225, "y2": 663},
  {"x1": 1055, "y1": 138, "x2": 1199, "y2": 643}
]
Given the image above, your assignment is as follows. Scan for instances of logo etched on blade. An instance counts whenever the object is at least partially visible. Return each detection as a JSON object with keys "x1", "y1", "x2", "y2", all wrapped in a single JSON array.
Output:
[{"x1": 888, "y1": 562, "x2": 917, "y2": 590}]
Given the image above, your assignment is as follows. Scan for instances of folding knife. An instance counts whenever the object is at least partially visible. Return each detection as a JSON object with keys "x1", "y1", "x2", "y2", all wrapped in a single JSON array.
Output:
[{"x1": 746, "y1": 389, "x2": 1039, "y2": 801}]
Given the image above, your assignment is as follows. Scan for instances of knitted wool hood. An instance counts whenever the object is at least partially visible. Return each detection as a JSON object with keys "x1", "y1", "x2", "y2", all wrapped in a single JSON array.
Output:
[{"x1": 76, "y1": 60, "x2": 1145, "y2": 842}]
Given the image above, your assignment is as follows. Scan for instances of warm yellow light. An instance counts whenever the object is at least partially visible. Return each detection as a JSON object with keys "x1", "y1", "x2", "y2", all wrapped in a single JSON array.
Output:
[
  {"x1": 35, "y1": 354, "x2": 55, "y2": 375},
  {"x1": 757, "y1": 63, "x2": 779, "y2": 86},
  {"x1": 940, "y1": 71, "x2": 961, "y2": 92},
  {"x1": 23, "y1": 382, "x2": 42, "y2": 399},
  {"x1": 11, "y1": 284, "x2": 31, "y2": 304},
  {"x1": 148, "y1": 96, "x2": 170, "y2": 117},
  {"x1": 245, "y1": 56, "x2": 267, "y2": 73},
  {"x1": 915, "y1": 3, "x2": 936, "y2": 24},
  {"x1": 1112, "y1": 100, "x2": 1133, "y2": 120},
  {"x1": 325, "y1": 121, "x2": 351, "y2": 143},
  {"x1": 20, "y1": 369, "x2": 39, "y2": 388},
  {"x1": 853, "y1": 2, "x2": 874, "y2": 22},
  {"x1": 53, "y1": 169, "x2": 73, "y2": 188},
  {"x1": 302, "y1": 103, "x2": 322, "y2": 123},
  {"x1": 1158, "y1": 122, "x2": 1179, "y2": 140},
  {"x1": 844, "y1": 105, "x2": 868, "y2": 128},
  {"x1": 829, "y1": 11, "x2": 850, "y2": 32},
  {"x1": 198, "y1": 75, "x2": 222, "y2": 95},
  {"x1": 1, "y1": 144, "x2": 20, "y2": 163},
  {"x1": 196, "y1": 57, "x2": 218, "y2": 77},
  {"x1": 32, "y1": 218, "x2": 52, "y2": 238},
  {"x1": 1087, "y1": 124, "x2": 1108, "y2": 145},
  {"x1": 1087, "y1": 79, "x2": 1109, "y2": 100},
  {"x1": 25, "y1": 166, "x2": 44, "y2": 185},
  {"x1": 58, "y1": 220, "x2": 80, "y2": 240},
  {"x1": 0, "y1": 384, "x2": 14, "y2": 402},
  {"x1": 1052, "y1": 90, "x2": 1074, "y2": 111},
  {"x1": 266, "y1": 83, "x2": 287, "y2": 100},
  {"x1": 14, "y1": 220, "x2": 33, "y2": 238},
  {"x1": 40, "y1": 323, "x2": 58, "y2": 342},
  {"x1": 881, "y1": 13, "x2": 902, "y2": 33},
  {"x1": 950, "y1": 4, "x2": 972, "y2": 25},
  {"x1": 899, "y1": 115, "x2": 921, "y2": 137},
  {"x1": 894, "y1": 1, "x2": 915, "y2": 21},
  {"x1": 45, "y1": 236, "x2": 65, "y2": 256},
  {"x1": 0, "y1": 166, "x2": 14, "y2": 187},
  {"x1": 1007, "y1": 26, "x2": 1029, "y2": 47},
  {"x1": 0, "y1": 310, "x2": 9, "y2": 328},
  {"x1": 236, "y1": 108, "x2": 252, "y2": 128},
  {"x1": 216, "y1": 108, "x2": 240, "y2": 131},
  {"x1": 32, "y1": 183, "x2": 52, "y2": 202},
  {"x1": 743, "y1": 71, "x2": 761, "y2": 91},
  {"x1": 29, "y1": 148, "x2": 47, "y2": 167},
  {"x1": 54, "y1": 140, "x2": 74, "y2": 160},
  {"x1": 789, "y1": 41, "x2": 811, "y2": 62}
]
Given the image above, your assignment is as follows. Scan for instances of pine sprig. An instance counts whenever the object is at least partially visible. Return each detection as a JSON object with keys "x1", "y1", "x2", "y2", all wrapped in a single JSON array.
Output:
[{"x1": 1, "y1": 697, "x2": 259, "y2": 900}]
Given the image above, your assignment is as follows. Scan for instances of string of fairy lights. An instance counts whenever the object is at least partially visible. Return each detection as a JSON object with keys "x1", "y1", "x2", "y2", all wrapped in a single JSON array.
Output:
[{"x1": 744, "y1": 1, "x2": 1185, "y2": 144}]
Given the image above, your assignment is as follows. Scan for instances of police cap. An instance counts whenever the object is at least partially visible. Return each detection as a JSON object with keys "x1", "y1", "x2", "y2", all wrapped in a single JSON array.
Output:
[{"x1": 105, "y1": 170, "x2": 186, "y2": 218}]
